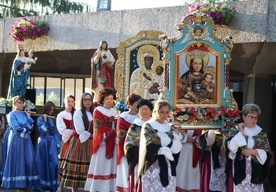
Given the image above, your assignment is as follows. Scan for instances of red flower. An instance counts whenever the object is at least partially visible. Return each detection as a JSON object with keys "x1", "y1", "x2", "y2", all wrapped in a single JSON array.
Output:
[
  {"x1": 227, "y1": 109, "x2": 234, "y2": 118},
  {"x1": 175, "y1": 107, "x2": 182, "y2": 113},
  {"x1": 189, "y1": 107, "x2": 197, "y2": 115},
  {"x1": 211, "y1": 109, "x2": 217, "y2": 117},
  {"x1": 220, "y1": 106, "x2": 226, "y2": 115},
  {"x1": 189, "y1": 115, "x2": 196, "y2": 121},
  {"x1": 205, "y1": 116, "x2": 211, "y2": 122},
  {"x1": 205, "y1": 107, "x2": 211, "y2": 113}
]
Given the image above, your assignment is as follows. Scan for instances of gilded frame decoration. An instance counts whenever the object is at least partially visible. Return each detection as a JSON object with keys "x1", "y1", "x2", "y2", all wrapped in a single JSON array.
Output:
[
  {"x1": 160, "y1": 12, "x2": 237, "y2": 130},
  {"x1": 114, "y1": 30, "x2": 164, "y2": 101}
]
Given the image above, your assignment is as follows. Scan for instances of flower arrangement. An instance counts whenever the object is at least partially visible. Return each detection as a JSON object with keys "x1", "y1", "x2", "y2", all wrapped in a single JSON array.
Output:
[
  {"x1": 0, "y1": 98, "x2": 12, "y2": 114},
  {"x1": 0, "y1": 97, "x2": 12, "y2": 106},
  {"x1": 9, "y1": 17, "x2": 50, "y2": 42},
  {"x1": 114, "y1": 100, "x2": 127, "y2": 113},
  {"x1": 186, "y1": 3, "x2": 236, "y2": 25},
  {"x1": 172, "y1": 106, "x2": 240, "y2": 125},
  {"x1": 24, "y1": 99, "x2": 36, "y2": 111}
]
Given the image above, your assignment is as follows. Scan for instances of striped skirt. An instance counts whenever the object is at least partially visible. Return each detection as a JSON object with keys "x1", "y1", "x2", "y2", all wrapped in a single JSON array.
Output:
[{"x1": 60, "y1": 136, "x2": 93, "y2": 188}]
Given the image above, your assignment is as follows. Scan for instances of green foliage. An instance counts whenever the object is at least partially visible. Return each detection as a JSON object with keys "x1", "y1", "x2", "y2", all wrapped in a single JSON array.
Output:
[
  {"x1": 47, "y1": 91, "x2": 60, "y2": 106},
  {"x1": 0, "y1": 0, "x2": 90, "y2": 18},
  {"x1": 36, "y1": 91, "x2": 60, "y2": 106}
]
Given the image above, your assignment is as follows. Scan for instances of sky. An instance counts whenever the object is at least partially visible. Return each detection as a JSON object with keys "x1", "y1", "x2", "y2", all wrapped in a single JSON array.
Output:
[{"x1": 72, "y1": 0, "x2": 187, "y2": 12}]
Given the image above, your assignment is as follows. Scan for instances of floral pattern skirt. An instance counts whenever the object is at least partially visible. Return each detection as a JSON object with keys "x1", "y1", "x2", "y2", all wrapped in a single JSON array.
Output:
[{"x1": 141, "y1": 159, "x2": 176, "y2": 192}]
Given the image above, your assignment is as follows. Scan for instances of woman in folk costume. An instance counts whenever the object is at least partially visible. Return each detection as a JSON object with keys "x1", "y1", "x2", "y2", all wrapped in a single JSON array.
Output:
[
  {"x1": 124, "y1": 98, "x2": 153, "y2": 192},
  {"x1": 200, "y1": 130, "x2": 233, "y2": 192},
  {"x1": 136, "y1": 100, "x2": 183, "y2": 192},
  {"x1": 1, "y1": 96, "x2": 40, "y2": 192},
  {"x1": 60, "y1": 92, "x2": 94, "y2": 192},
  {"x1": 85, "y1": 88, "x2": 118, "y2": 192},
  {"x1": 56, "y1": 95, "x2": 76, "y2": 192},
  {"x1": 227, "y1": 104, "x2": 271, "y2": 192},
  {"x1": 91, "y1": 40, "x2": 115, "y2": 102},
  {"x1": 176, "y1": 128, "x2": 202, "y2": 192},
  {"x1": 116, "y1": 93, "x2": 142, "y2": 192},
  {"x1": 36, "y1": 101, "x2": 60, "y2": 192}
]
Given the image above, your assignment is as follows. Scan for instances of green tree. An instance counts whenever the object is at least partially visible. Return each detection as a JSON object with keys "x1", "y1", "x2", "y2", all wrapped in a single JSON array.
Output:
[
  {"x1": 0, "y1": 0, "x2": 90, "y2": 18},
  {"x1": 47, "y1": 91, "x2": 60, "y2": 106},
  {"x1": 36, "y1": 92, "x2": 44, "y2": 106}
]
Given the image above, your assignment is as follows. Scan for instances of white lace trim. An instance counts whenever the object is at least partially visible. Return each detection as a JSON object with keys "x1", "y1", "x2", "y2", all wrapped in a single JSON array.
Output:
[
  {"x1": 244, "y1": 125, "x2": 262, "y2": 137},
  {"x1": 119, "y1": 112, "x2": 139, "y2": 124},
  {"x1": 96, "y1": 106, "x2": 118, "y2": 117},
  {"x1": 148, "y1": 119, "x2": 170, "y2": 132},
  {"x1": 133, "y1": 118, "x2": 148, "y2": 126}
]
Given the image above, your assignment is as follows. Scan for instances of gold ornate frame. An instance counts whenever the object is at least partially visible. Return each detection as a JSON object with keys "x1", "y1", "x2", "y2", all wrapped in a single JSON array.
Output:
[{"x1": 114, "y1": 30, "x2": 164, "y2": 100}]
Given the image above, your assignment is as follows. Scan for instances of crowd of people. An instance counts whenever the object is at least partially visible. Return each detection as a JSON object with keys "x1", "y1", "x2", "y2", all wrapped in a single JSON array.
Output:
[{"x1": 0, "y1": 87, "x2": 272, "y2": 192}]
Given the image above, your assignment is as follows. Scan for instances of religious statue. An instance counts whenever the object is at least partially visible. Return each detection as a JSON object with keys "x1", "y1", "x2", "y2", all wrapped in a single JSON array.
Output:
[
  {"x1": 91, "y1": 40, "x2": 115, "y2": 102},
  {"x1": 7, "y1": 46, "x2": 37, "y2": 98}
]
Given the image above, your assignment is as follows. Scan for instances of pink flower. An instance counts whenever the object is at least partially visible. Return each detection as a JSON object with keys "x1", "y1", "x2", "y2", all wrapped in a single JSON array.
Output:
[{"x1": 9, "y1": 17, "x2": 50, "y2": 42}]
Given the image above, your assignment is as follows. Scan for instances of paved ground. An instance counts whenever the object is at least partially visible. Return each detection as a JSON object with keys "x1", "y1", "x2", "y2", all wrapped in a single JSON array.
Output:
[{"x1": 0, "y1": 187, "x2": 87, "y2": 192}]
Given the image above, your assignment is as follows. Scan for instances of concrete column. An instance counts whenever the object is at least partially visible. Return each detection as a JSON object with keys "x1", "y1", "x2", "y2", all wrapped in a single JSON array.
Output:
[{"x1": 243, "y1": 74, "x2": 272, "y2": 134}]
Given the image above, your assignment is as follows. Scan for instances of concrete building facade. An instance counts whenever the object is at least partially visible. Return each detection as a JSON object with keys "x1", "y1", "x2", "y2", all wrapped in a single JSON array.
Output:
[{"x1": 0, "y1": 0, "x2": 276, "y2": 187}]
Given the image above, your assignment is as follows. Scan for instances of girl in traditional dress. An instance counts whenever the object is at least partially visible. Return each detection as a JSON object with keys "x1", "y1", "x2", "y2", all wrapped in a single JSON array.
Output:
[
  {"x1": 227, "y1": 103, "x2": 271, "y2": 192},
  {"x1": 137, "y1": 100, "x2": 183, "y2": 192},
  {"x1": 36, "y1": 101, "x2": 60, "y2": 192},
  {"x1": 124, "y1": 98, "x2": 153, "y2": 192},
  {"x1": 85, "y1": 88, "x2": 118, "y2": 192},
  {"x1": 1, "y1": 96, "x2": 40, "y2": 192},
  {"x1": 60, "y1": 93, "x2": 94, "y2": 192},
  {"x1": 116, "y1": 93, "x2": 142, "y2": 192},
  {"x1": 57, "y1": 95, "x2": 76, "y2": 192}
]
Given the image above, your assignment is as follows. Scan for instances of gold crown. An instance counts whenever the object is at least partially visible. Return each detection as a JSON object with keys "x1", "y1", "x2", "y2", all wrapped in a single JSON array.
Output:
[
  {"x1": 17, "y1": 44, "x2": 24, "y2": 50},
  {"x1": 143, "y1": 52, "x2": 153, "y2": 58},
  {"x1": 189, "y1": 49, "x2": 205, "y2": 59}
]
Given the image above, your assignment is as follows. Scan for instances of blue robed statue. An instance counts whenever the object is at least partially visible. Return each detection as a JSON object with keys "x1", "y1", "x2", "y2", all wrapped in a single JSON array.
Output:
[{"x1": 7, "y1": 47, "x2": 37, "y2": 99}]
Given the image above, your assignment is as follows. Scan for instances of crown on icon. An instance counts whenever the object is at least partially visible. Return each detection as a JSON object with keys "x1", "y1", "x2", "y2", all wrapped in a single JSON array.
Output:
[
  {"x1": 189, "y1": 49, "x2": 205, "y2": 59},
  {"x1": 143, "y1": 52, "x2": 153, "y2": 58}
]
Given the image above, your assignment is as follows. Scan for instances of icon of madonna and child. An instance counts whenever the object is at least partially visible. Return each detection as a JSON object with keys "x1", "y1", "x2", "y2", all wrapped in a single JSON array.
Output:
[{"x1": 177, "y1": 49, "x2": 217, "y2": 104}]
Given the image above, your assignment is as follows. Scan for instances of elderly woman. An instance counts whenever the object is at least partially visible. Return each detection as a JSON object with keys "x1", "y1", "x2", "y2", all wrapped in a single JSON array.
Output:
[
  {"x1": 227, "y1": 103, "x2": 271, "y2": 192},
  {"x1": 124, "y1": 98, "x2": 154, "y2": 192}
]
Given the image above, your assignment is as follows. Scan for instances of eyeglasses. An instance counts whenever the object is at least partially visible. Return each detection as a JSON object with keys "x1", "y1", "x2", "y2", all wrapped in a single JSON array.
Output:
[
  {"x1": 246, "y1": 115, "x2": 258, "y2": 120},
  {"x1": 83, "y1": 98, "x2": 92, "y2": 102}
]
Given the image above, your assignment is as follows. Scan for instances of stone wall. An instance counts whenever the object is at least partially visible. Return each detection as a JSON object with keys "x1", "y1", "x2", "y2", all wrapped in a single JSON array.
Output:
[{"x1": 0, "y1": 0, "x2": 275, "y2": 53}]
